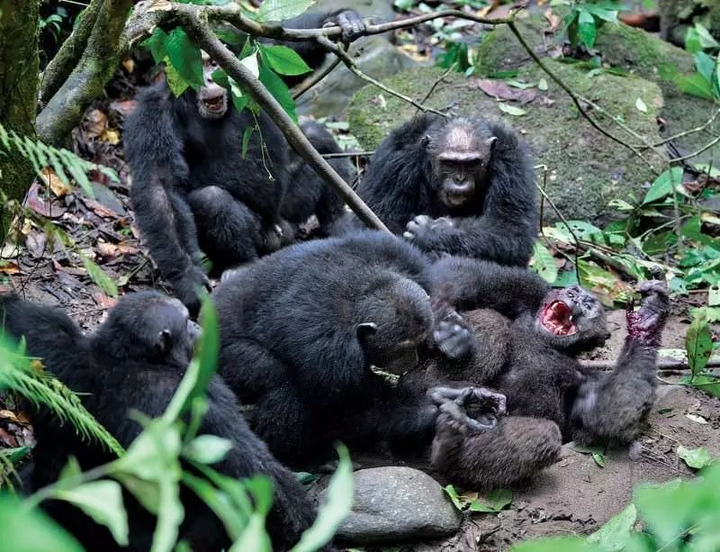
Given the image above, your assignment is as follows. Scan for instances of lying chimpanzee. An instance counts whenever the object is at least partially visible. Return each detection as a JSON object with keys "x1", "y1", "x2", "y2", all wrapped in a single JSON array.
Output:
[
  {"x1": 402, "y1": 257, "x2": 669, "y2": 488},
  {"x1": 124, "y1": 10, "x2": 361, "y2": 315},
  {"x1": 0, "y1": 292, "x2": 318, "y2": 551},
  {"x1": 333, "y1": 115, "x2": 537, "y2": 266}
]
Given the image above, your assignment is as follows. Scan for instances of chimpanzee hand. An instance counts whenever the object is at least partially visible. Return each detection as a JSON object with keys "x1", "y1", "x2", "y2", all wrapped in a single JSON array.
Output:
[
  {"x1": 403, "y1": 215, "x2": 454, "y2": 247},
  {"x1": 434, "y1": 310, "x2": 477, "y2": 359},
  {"x1": 428, "y1": 386, "x2": 507, "y2": 431},
  {"x1": 323, "y1": 10, "x2": 366, "y2": 42},
  {"x1": 626, "y1": 280, "x2": 669, "y2": 346},
  {"x1": 174, "y1": 266, "x2": 211, "y2": 318},
  {"x1": 260, "y1": 220, "x2": 296, "y2": 253}
]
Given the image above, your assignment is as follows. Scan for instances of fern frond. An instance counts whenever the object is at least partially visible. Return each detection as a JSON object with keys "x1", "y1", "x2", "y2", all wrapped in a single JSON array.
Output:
[
  {"x1": 0, "y1": 121, "x2": 119, "y2": 198},
  {"x1": 0, "y1": 349, "x2": 125, "y2": 457}
]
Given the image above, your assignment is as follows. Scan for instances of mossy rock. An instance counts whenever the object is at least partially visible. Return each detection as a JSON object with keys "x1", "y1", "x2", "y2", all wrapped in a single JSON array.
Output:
[
  {"x1": 349, "y1": 62, "x2": 664, "y2": 223},
  {"x1": 475, "y1": 14, "x2": 719, "y2": 165}
]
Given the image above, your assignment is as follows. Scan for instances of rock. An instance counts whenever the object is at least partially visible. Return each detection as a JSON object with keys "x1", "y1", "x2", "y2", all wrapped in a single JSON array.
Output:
[
  {"x1": 296, "y1": 0, "x2": 417, "y2": 118},
  {"x1": 321, "y1": 466, "x2": 461, "y2": 545},
  {"x1": 348, "y1": 60, "x2": 665, "y2": 223}
]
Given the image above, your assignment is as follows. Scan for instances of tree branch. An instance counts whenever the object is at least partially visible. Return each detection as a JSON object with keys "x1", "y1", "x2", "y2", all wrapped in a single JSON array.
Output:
[
  {"x1": 39, "y1": 0, "x2": 104, "y2": 106},
  {"x1": 37, "y1": 0, "x2": 134, "y2": 146},
  {"x1": 173, "y1": 6, "x2": 389, "y2": 232}
]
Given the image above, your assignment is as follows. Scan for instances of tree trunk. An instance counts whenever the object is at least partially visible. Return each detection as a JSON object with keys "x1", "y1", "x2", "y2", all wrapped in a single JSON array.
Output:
[{"x1": 0, "y1": 0, "x2": 40, "y2": 233}]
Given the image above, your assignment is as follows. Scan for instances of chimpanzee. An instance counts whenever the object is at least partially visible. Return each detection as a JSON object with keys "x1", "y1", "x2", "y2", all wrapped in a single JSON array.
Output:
[
  {"x1": 124, "y1": 10, "x2": 363, "y2": 315},
  {"x1": 403, "y1": 257, "x2": 669, "y2": 488},
  {"x1": 333, "y1": 114, "x2": 537, "y2": 266},
  {"x1": 212, "y1": 231, "x2": 491, "y2": 466},
  {"x1": 0, "y1": 292, "x2": 318, "y2": 551}
]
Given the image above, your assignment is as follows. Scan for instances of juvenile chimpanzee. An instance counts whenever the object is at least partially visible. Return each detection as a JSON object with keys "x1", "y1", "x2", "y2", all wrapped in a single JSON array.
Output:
[
  {"x1": 0, "y1": 292, "x2": 317, "y2": 551},
  {"x1": 124, "y1": 10, "x2": 363, "y2": 315},
  {"x1": 212, "y1": 231, "x2": 487, "y2": 466},
  {"x1": 404, "y1": 257, "x2": 669, "y2": 488},
  {"x1": 334, "y1": 114, "x2": 537, "y2": 266}
]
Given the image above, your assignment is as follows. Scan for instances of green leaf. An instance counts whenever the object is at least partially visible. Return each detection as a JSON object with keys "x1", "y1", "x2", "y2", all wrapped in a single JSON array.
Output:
[
  {"x1": 587, "y1": 504, "x2": 636, "y2": 551},
  {"x1": 241, "y1": 126, "x2": 255, "y2": 158},
  {"x1": 497, "y1": 103, "x2": 526, "y2": 116},
  {"x1": 686, "y1": 312, "x2": 713, "y2": 376},
  {"x1": 142, "y1": 28, "x2": 169, "y2": 64},
  {"x1": 0, "y1": 493, "x2": 83, "y2": 552},
  {"x1": 240, "y1": 51, "x2": 260, "y2": 79},
  {"x1": 512, "y1": 536, "x2": 602, "y2": 551},
  {"x1": 572, "y1": 444, "x2": 606, "y2": 468},
  {"x1": 676, "y1": 72, "x2": 714, "y2": 100},
  {"x1": 695, "y1": 51, "x2": 715, "y2": 84},
  {"x1": 183, "y1": 434, "x2": 233, "y2": 465},
  {"x1": 694, "y1": 22, "x2": 720, "y2": 49},
  {"x1": 592, "y1": 451, "x2": 606, "y2": 468},
  {"x1": 181, "y1": 472, "x2": 246, "y2": 539},
  {"x1": 231, "y1": 476, "x2": 274, "y2": 552},
  {"x1": 291, "y1": 444, "x2": 354, "y2": 552},
  {"x1": 642, "y1": 166, "x2": 682, "y2": 205},
  {"x1": 677, "y1": 445, "x2": 712, "y2": 469},
  {"x1": 256, "y1": 0, "x2": 315, "y2": 22},
  {"x1": 259, "y1": 64, "x2": 297, "y2": 123},
  {"x1": 685, "y1": 26, "x2": 703, "y2": 54},
  {"x1": 164, "y1": 28, "x2": 203, "y2": 90},
  {"x1": 259, "y1": 44, "x2": 312, "y2": 76},
  {"x1": 53, "y1": 481, "x2": 129, "y2": 546},
  {"x1": 531, "y1": 241, "x2": 558, "y2": 284},
  {"x1": 577, "y1": 9, "x2": 597, "y2": 48},
  {"x1": 538, "y1": 78, "x2": 548, "y2": 91},
  {"x1": 164, "y1": 60, "x2": 190, "y2": 97},
  {"x1": 469, "y1": 489, "x2": 512, "y2": 513},
  {"x1": 79, "y1": 252, "x2": 118, "y2": 298},
  {"x1": 443, "y1": 484, "x2": 464, "y2": 510}
]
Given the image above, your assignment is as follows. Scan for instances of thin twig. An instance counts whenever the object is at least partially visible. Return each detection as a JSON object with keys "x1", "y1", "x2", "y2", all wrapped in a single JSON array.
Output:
[
  {"x1": 507, "y1": 21, "x2": 658, "y2": 172},
  {"x1": 670, "y1": 134, "x2": 720, "y2": 163},
  {"x1": 653, "y1": 107, "x2": 720, "y2": 147},
  {"x1": 292, "y1": 53, "x2": 343, "y2": 100},
  {"x1": 420, "y1": 62, "x2": 457, "y2": 105},
  {"x1": 322, "y1": 151, "x2": 375, "y2": 159},
  {"x1": 583, "y1": 359, "x2": 720, "y2": 370},
  {"x1": 317, "y1": 36, "x2": 448, "y2": 118}
]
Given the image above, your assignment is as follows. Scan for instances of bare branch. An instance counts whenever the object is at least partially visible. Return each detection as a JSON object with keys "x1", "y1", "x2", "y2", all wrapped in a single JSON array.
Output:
[{"x1": 292, "y1": 49, "x2": 343, "y2": 100}]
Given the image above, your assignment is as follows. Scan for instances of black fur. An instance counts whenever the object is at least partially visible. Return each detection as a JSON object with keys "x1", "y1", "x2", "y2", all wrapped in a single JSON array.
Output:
[
  {"x1": 124, "y1": 11, "x2": 360, "y2": 314},
  {"x1": 335, "y1": 114, "x2": 537, "y2": 266},
  {"x1": 404, "y1": 259, "x2": 669, "y2": 488},
  {"x1": 213, "y1": 231, "x2": 451, "y2": 465},
  {"x1": 0, "y1": 292, "x2": 316, "y2": 551}
]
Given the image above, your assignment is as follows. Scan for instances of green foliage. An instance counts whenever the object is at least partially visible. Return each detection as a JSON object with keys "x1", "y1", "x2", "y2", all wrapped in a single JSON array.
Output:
[
  {"x1": 530, "y1": 241, "x2": 558, "y2": 284},
  {"x1": 468, "y1": 489, "x2": 513, "y2": 513},
  {"x1": 642, "y1": 166, "x2": 683, "y2": 205},
  {"x1": 0, "y1": 122, "x2": 118, "y2": 199},
  {"x1": 514, "y1": 462, "x2": 720, "y2": 551},
  {"x1": 259, "y1": 44, "x2": 312, "y2": 76},
  {"x1": 0, "y1": 337, "x2": 125, "y2": 459},
  {"x1": 563, "y1": 2, "x2": 621, "y2": 50},
  {"x1": 677, "y1": 445, "x2": 713, "y2": 470},
  {"x1": 255, "y1": 0, "x2": 314, "y2": 22}
]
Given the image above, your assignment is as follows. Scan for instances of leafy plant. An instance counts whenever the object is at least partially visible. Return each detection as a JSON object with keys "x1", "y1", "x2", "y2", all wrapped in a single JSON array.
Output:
[{"x1": 563, "y1": 1, "x2": 621, "y2": 50}]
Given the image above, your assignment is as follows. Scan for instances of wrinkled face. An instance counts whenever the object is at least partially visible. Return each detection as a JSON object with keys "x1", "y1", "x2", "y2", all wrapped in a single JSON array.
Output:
[
  {"x1": 197, "y1": 51, "x2": 228, "y2": 119},
  {"x1": 428, "y1": 121, "x2": 496, "y2": 209},
  {"x1": 535, "y1": 285, "x2": 609, "y2": 350}
]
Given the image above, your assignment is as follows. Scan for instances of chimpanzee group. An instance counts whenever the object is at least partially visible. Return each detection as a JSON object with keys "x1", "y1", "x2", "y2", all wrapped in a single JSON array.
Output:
[{"x1": 1, "y1": 6, "x2": 671, "y2": 551}]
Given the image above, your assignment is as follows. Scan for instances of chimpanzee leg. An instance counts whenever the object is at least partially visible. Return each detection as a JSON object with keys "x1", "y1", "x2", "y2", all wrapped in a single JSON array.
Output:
[{"x1": 188, "y1": 186, "x2": 261, "y2": 267}]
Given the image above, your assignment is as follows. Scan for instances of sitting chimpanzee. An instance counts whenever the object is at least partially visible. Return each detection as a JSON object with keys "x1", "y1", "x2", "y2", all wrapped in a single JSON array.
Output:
[
  {"x1": 212, "y1": 231, "x2": 490, "y2": 467},
  {"x1": 333, "y1": 114, "x2": 537, "y2": 266},
  {"x1": 403, "y1": 257, "x2": 669, "y2": 488},
  {"x1": 0, "y1": 292, "x2": 318, "y2": 551},
  {"x1": 124, "y1": 10, "x2": 362, "y2": 315}
]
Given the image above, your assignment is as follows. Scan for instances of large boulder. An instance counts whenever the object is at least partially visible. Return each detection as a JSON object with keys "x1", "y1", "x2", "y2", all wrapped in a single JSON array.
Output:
[{"x1": 320, "y1": 466, "x2": 461, "y2": 545}]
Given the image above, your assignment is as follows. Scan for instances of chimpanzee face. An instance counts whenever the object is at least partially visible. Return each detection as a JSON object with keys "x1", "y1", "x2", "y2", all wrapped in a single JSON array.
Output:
[
  {"x1": 535, "y1": 285, "x2": 609, "y2": 351},
  {"x1": 197, "y1": 51, "x2": 228, "y2": 119},
  {"x1": 428, "y1": 120, "x2": 496, "y2": 209}
]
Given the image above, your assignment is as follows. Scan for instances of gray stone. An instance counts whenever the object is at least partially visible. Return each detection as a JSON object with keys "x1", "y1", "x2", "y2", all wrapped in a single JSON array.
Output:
[{"x1": 322, "y1": 466, "x2": 461, "y2": 545}]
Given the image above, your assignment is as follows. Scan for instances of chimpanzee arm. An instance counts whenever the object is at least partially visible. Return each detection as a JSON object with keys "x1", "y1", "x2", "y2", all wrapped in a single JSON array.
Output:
[
  {"x1": 404, "y1": 122, "x2": 538, "y2": 266},
  {"x1": 125, "y1": 84, "x2": 208, "y2": 314},
  {"x1": 427, "y1": 256, "x2": 550, "y2": 319},
  {"x1": 571, "y1": 281, "x2": 669, "y2": 444}
]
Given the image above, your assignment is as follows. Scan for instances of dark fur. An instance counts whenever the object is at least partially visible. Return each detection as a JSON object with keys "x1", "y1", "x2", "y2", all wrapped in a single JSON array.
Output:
[
  {"x1": 213, "y1": 231, "x2": 451, "y2": 465},
  {"x1": 335, "y1": 114, "x2": 537, "y2": 266},
  {"x1": 405, "y1": 259, "x2": 669, "y2": 488},
  {"x1": 124, "y1": 11, "x2": 359, "y2": 314},
  {"x1": 0, "y1": 292, "x2": 316, "y2": 551}
]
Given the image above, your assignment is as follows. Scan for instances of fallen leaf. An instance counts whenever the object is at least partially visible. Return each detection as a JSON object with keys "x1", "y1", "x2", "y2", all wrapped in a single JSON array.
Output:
[
  {"x1": 686, "y1": 413, "x2": 708, "y2": 424},
  {"x1": 122, "y1": 58, "x2": 135, "y2": 73},
  {"x1": 41, "y1": 168, "x2": 73, "y2": 198},
  {"x1": 92, "y1": 292, "x2": 118, "y2": 310},
  {"x1": 24, "y1": 181, "x2": 67, "y2": 218},
  {"x1": 82, "y1": 197, "x2": 122, "y2": 219},
  {"x1": 100, "y1": 129, "x2": 120, "y2": 145},
  {"x1": 83, "y1": 109, "x2": 108, "y2": 139},
  {"x1": 635, "y1": 97, "x2": 648, "y2": 113},
  {"x1": 0, "y1": 261, "x2": 20, "y2": 275},
  {"x1": 469, "y1": 78, "x2": 537, "y2": 104},
  {"x1": 538, "y1": 78, "x2": 549, "y2": 91},
  {"x1": 498, "y1": 103, "x2": 527, "y2": 116},
  {"x1": 544, "y1": 8, "x2": 561, "y2": 32}
]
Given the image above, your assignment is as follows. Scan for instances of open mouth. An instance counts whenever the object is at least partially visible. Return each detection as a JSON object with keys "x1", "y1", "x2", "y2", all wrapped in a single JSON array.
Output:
[
  {"x1": 202, "y1": 96, "x2": 226, "y2": 113},
  {"x1": 540, "y1": 300, "x2": 577, "y2": 336},
  {"x1": 444, "y1": 192, "x2": 470, "y2": 207}
]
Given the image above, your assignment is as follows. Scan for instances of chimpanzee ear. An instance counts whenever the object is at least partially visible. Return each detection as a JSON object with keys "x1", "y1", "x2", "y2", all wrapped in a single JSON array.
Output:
[
  {"x1": 421, "y1": 134, "x2": 432, "y2": 148},
  {"x1": 156, "y1": 329, "x2": 172, "y2": 356},
  {"x1": 356, "y1": 322, "x2": 378, "y2": 340},
  {"x1": 486, "y1": 136, "x2": 497, "y2": 150}
]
